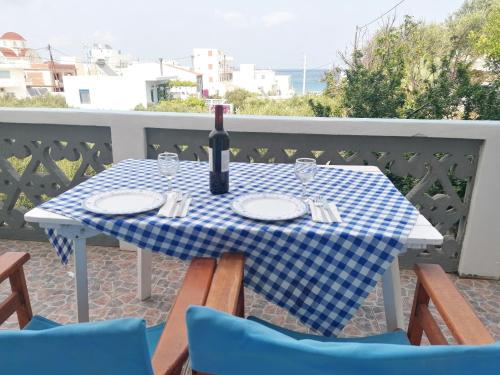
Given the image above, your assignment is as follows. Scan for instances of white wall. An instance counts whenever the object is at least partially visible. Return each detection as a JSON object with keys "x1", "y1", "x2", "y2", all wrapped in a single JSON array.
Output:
[
  {"x1": 0, "y1": 66, "x2": 28, "y2": 97},
  {"x1": 193, "y1": 48, "x2": 233, "y2": 95},
  {"x1": 63, "y1": 75, "x2": 148, "y2": 110},
  {"x1": 161, "y1": 64, "x2": 199, "y2": 83},
  {"x1": 232, "y1": 64, "x2": 293, "y2": 97}
]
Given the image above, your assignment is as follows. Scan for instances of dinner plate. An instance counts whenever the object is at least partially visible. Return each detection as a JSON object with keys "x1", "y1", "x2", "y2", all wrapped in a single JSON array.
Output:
[
  {"x1": 82, "y1": 189, "x2": 165, "y2": 215},
  {"x1": 232, "y1": 193, "x2": 307, "y2": 221}
]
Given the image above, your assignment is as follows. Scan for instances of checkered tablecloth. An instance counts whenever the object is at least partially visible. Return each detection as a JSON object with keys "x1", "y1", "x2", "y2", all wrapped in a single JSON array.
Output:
[{"x1": 41, "y1": 159, "x2": 418, "y2": 336}]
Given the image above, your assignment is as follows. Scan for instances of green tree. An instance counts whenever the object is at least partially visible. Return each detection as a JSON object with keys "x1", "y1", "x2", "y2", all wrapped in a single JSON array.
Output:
[
  {"x1": 136, "y1": 97, "x2": 206, "y2": 113},
  {"x1": 0, "y1": 94, "x2": 68, "y2": 108},
  {"x1": 225, "y1": 89, "x2": 256, "y2": 112},
  {"x1": 324, "y1": 0, "x2": 499, "y2": 120},
  {"x1": 308, "y1": 99, "x2": 332, "y2": 117},
  {"x1": 341, "y1": 46, "x2": 406, "y2": 118},
  {"x1": 472, "y1": 4, "x2": 500, "y2": 60}
]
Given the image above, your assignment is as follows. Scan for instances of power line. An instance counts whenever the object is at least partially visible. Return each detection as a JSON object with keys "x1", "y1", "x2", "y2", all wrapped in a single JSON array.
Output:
[{"x1": 358, "y1": 0, "x2": 407, "y2": 30}]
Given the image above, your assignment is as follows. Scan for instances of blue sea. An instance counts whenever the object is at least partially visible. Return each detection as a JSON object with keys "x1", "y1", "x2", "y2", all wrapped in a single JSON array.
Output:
[{"x1": 275, "y1": 69, "x2": 327, "y2": 94}]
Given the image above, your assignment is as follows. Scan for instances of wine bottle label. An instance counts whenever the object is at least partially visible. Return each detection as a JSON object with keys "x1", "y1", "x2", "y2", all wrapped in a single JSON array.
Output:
[
  {"x1": 208, "y1": 148, "x2": 229, "y2": 172},
  {"x1": 221, "y1": 149, "x2": 229, "y2": 172}
]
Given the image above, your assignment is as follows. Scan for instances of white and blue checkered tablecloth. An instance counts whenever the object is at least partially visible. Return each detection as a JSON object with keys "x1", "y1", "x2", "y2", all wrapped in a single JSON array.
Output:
[{"x1": 41, "y1": 159, "x2": 418, "y2": 336}]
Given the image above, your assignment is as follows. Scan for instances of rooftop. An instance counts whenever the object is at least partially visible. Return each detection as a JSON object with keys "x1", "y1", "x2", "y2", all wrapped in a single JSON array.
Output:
[{"x1": 0, "y1": 32, "x2": 26, "y2": 41}]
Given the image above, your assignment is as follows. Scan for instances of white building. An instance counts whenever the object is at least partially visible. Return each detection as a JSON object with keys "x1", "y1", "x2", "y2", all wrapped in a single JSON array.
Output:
[
  {"x1": 231, "y1": 64, "x2": 294, "y2": 98},
  {"x1": 63, "y1": 61, "x2": 202, "y2": 109},
  {"x1": 0, "y1": 61, "x2": 29, "y2": 97},
  {"x1": 192, "y1": 48, "x2": 233, "y2": 96},
  {"x1": 86, "y1": 43, "x2": 132, "y2": 74},
  {"x1": 0, "y1": 32, "x2": 76, "y2": 97},
  {"x1": 63, "y1": 75, "x2": 169, "y2": 110}
]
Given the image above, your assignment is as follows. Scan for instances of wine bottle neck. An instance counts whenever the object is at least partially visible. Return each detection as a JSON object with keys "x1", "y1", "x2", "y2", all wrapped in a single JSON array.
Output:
[{"x1": 215, "y1": 105, "x2": 224, "y2": 130}]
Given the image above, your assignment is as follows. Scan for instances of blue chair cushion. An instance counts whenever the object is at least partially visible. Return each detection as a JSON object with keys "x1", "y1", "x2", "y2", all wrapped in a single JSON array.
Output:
[
  {"x1": 1, "y1": 316, "x2": 154, "y2": 375},
  {"x1": 24, "y1": 315, "x2": 165, "y2": 358},
  {"x1": 187, "y1": 306, "x2": 500, "y2": 375},
  {"x1": 248, "y1": 315, "x2": 411, "y2": 345}
]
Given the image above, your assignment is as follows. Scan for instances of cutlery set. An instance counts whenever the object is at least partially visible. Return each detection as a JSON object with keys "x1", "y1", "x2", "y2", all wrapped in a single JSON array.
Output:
[
  {"x1": 310, "y1": 196, "x2": 342, "y2": 223},
  {"x1": 157, "y1": 192, "x2": 192, "y2": 218}
]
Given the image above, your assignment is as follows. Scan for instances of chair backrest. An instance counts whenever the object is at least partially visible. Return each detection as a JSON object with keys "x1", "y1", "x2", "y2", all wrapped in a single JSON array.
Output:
[
  {"x1": 0, "y1": 318, "x2": 154, "y2": 375},
  {"x1": 186, "y1": 306, "x2": 500, "y2": 375}
]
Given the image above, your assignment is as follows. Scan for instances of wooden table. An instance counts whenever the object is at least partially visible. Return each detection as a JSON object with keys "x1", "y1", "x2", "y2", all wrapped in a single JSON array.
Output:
[{"x1": 24, "y1": 165, "x2": 443, "y2": 331}]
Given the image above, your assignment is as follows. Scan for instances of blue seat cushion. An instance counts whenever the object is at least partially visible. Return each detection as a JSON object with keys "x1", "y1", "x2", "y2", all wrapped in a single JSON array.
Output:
[
  {"x1": 187, "y1": 306, "x2": 500, "y2": 375},
  {"x1": 247, "y1": 315, "x2": 410, "y2": 345},
  {"x1": 1, "y1": 316, "x2": 154, "y2": 375},
  {"x1": 24, "y1": 315, "x2": 165, "y2": 358}
]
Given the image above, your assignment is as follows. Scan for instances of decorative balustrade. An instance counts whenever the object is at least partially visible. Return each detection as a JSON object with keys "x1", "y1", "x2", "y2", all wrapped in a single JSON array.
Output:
[
  {"x1": 0, "y1": 109, "x2": 498, "y2": 277},
  {"x1": 147, "y1": 129, "x2": 480, "y2": 271},
  {"x1": 0, "y1": 122, "x2": 114, "y2": 244}
]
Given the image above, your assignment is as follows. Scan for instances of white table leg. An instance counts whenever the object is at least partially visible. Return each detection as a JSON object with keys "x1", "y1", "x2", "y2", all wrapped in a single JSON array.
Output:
[
  {"x1": 138, "y1": 248, "x2": 152, "y2": 301},
  {"x1": 381, "y1": 257, "x2": 404, "y2": 331},
  {"x1": 73, "y1": 237, "x2": 90, "y2": 323}
]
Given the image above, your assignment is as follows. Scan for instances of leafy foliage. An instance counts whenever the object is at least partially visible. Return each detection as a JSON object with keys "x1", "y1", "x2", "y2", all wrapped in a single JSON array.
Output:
[
  {"x1": 0, "y1": 94, "x2": 68, "y2": 108},
  {"x1": 169, "y1": 80, "x2": 197, "y2": 87},
  {"x1": 324, "y1": 0, "x2": 500, "y2": 121},
  {"x1": 472, "y1": 4, "x2": 500, "y2": 60},
  {"x1": 225, "y1": 89, "x2": 257, "y2": 112},
  {"x1": 308, "y1": 99, "x2": 332, "y2": 117},
  {"x1": 135, "y1": 97, "x2": 206, "y2": 113}
]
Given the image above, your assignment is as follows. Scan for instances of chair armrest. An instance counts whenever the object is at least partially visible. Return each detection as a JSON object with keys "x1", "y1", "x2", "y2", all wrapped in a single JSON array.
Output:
[
  {"x1": 205, "y1": 253, "x2": 245, "y2": 316},
  {"x1": 0, "y1": 252, "x2": 30, "y2": 284},
  {"x1": 0, "y1": 252, "x2": 32, "y2": 328},
  {"x1": 408, "y1": 263, "x2": 494, "y2": 345},
  {"x1": 152, "y1": 257, "x2": 216, "y2": 375}
]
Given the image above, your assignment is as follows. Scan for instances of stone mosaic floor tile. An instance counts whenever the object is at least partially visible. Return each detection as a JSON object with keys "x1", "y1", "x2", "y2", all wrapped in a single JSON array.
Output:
[{"x1": 0, "y1": 240, "x2": 499, "y2": 341}]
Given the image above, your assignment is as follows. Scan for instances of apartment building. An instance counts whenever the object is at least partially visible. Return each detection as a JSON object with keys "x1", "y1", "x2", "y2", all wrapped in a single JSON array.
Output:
[{"x1": 192, "y1": 48, "x2": 233, "y2": 96}]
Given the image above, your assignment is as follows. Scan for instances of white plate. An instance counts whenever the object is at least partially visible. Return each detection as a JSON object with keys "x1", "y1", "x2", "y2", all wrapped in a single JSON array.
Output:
[
  {"x1": 232, "y1": 193, "x2": 307, "y2": 221},
  {"x1": 83, "y1": 189, "x2": 165, "y2": 215}
]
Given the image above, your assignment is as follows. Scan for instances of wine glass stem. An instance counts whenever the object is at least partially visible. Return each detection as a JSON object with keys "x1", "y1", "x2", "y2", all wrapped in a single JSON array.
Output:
[
  {"x1": 302, "y1": 183, "x2": 307, "y2": 199},
  {"x1": 167, "y1": 177, "x2": 171, "y2": 192}
]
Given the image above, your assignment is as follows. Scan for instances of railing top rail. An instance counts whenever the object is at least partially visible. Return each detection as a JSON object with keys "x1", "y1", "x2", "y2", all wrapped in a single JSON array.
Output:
[{"x1": 0, "y1": 107, "x2": 499, "y2": 139}]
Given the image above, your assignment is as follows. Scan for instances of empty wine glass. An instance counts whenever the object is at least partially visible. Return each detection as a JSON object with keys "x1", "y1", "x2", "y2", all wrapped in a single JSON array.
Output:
[
  {"x1": 158, "y1": 152, "x2": 179, "y2": 192},
  {"x1": 295, "y1": 158, "x2": 317, "y2": 200}
]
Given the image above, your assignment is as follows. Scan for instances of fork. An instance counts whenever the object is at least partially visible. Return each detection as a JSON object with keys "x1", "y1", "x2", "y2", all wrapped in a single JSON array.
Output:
[
  {"x1": 170, "y1": 192, "x2": 184, "y2": 217},
  {"x1": 313, "y1": 196, "x2": 328, "y2": 222}
]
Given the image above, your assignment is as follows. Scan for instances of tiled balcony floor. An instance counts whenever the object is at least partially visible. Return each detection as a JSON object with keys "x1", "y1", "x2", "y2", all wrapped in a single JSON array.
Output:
[{"x1": 1, "y1": 239, "x2": 499, "y2": 341}]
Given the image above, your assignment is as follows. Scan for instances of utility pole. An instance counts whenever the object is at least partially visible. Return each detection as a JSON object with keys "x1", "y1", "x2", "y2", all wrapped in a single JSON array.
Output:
[
  {"x1": 302, "y1": 53, "x2": 307, "y2": 95},
  {"x1": 354, "y1": 26, "x2": 359, "y2": 51},
  {"x1": 159, "y1": 57, "x2": 163, "y2": 76},
  {"x1": 47, "y1": 44, "x2": 59, "y2": 92}
]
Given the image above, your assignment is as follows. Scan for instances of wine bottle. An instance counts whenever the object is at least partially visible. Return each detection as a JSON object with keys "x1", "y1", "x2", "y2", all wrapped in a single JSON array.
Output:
[{"x1": 209, "y1": 105, "x2": 229, "y2": 194}]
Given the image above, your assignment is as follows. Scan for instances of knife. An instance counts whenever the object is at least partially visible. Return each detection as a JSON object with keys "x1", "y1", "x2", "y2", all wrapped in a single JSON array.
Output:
[
  {"x1": 170, "y1": 192, "x2": 182, "y2": 217},
  {"x1": 321, "y1": 197, "x2": 336, "y2": 222}
]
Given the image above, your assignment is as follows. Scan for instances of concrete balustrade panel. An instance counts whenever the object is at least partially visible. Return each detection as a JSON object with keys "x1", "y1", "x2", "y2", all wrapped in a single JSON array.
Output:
[{"x1": 0, "y1": 122, "x2": 116, "y2": 245}]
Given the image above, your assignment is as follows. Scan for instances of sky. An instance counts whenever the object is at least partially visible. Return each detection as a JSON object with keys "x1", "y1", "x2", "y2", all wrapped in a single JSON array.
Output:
[{"x1": 1, "y1": 0, "x2": 465, "y2": 69}]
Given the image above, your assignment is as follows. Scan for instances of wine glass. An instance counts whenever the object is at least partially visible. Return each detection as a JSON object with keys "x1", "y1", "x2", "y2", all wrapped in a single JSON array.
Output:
[
  {"x1": 157, "y1": 152, "x2": 180, "y2": 192},
  {"x1": 294, "y1": 158, "x2": 317, "y2": 200}
]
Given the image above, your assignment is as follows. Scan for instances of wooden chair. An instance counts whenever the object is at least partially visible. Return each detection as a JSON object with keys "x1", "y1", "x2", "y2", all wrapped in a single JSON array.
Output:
[
  {"x1": 0, "y1": 251, "x2": 244, "y2": 375},
  {"x1": 188, "y1": 257, "x2": 497, "y2": 375},
  {"x1": 407, "y1": 263, "x2": 494, "y2": 346}
]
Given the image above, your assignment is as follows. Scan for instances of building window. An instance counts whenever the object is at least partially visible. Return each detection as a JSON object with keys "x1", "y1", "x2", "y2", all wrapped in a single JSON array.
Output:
[
  {"x1": 79, "y1": 89, "x2": 91, "y2": 104},
  {"x1": 208, "y1": 50, "x2": 212, "y2": 56},
  {"x1": 0, "y1": 70, "x2": 10, "y2": 79},
  {"x1": 208, "y1": 64, "x2": 213, "y2": 70}
]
